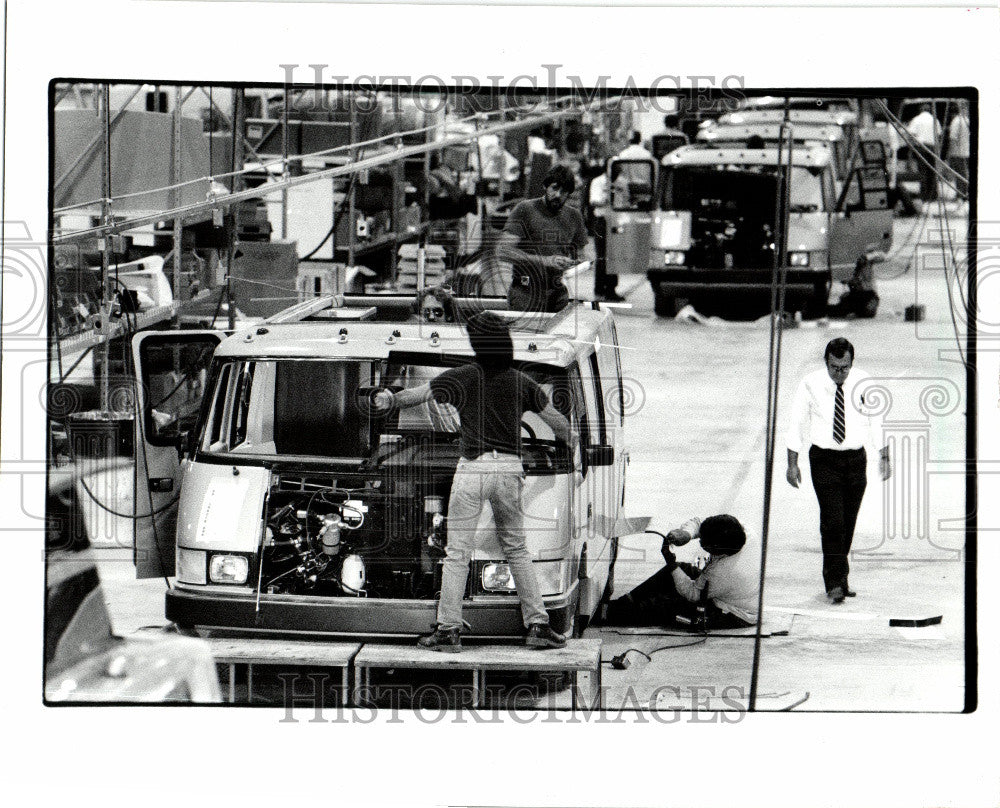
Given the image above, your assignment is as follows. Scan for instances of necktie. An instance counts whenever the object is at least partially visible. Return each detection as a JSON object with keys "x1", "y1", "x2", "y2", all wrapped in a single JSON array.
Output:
[{"x1": 833, "y1": 383, "x2": 846, "y2": 444}]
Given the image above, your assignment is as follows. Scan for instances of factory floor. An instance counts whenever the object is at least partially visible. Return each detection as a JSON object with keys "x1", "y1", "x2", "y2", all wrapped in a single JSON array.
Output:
[{"x1": 95, "y1": 207, "x2": 969, "y2": 713}]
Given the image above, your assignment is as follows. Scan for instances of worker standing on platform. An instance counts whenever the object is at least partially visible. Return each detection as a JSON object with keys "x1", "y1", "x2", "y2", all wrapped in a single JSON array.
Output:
[
  {"x1": 499, "y1": 165, "x2": 594, "y2": 315},
  {"x1": 374, "y1": 312, "x2": 574, "y2": 652}
]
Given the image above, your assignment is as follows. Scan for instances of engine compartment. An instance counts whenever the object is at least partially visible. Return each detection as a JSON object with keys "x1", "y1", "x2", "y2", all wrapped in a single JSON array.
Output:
[{"x1": 259, "y1": 465, "x2": 454, "y2": 600}]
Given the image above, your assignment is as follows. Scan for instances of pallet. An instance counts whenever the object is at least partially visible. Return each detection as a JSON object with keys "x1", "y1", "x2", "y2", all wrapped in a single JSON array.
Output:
[{"x1": 353, "y1": 638, "x2": 603, "y2": 710}]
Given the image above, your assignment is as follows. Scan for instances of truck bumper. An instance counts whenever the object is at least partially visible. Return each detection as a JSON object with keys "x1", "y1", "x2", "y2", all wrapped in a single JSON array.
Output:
[
  {"x1": 166, "y1": 588, "x2": 576, "y2": 638},
  {"x1": 647, "y1": 267, "x2": 828, "y2": 295}
]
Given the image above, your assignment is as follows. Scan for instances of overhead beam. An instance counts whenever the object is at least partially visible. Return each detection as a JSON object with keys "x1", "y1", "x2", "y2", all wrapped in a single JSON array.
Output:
[{"x1": 52, "y1": 103, "x2": 582, "y2": 245}]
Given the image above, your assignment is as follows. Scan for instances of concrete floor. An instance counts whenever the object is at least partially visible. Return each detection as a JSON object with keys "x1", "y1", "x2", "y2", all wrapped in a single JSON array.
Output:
[{"x1": 94, "y1": 205, "x2": 970, "y2": 712}]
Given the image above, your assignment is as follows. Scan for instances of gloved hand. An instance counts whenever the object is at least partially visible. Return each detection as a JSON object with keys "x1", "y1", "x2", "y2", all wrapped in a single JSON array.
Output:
[{"x1": 660, "y1": 542, "x2": 677, "y2": 570}]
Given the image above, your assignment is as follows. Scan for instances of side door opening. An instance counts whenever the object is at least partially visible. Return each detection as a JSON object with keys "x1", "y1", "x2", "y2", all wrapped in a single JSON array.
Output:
[{"x1": 132, "y1": 331, "x2": 222, "y2": 578}]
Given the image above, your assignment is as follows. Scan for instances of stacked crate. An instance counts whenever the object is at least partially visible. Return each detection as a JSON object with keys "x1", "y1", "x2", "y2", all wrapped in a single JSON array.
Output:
[{"x1": 396, "y1": 244, "x2": 447, "y2": 292}]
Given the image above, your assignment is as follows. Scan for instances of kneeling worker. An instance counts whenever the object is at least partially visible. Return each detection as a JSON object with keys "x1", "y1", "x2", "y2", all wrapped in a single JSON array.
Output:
[
  {"x1": 607, "y1": 515, "x2": 758, "y2": 629},
  {"x1": 374, "y1": 312, "x2": 574, "y2": 652}
]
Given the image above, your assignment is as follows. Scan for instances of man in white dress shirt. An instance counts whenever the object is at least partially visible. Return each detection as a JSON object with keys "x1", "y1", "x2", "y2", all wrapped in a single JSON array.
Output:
[{"x1": 786, "y1": 338, "x2": 891, "y2": 603}]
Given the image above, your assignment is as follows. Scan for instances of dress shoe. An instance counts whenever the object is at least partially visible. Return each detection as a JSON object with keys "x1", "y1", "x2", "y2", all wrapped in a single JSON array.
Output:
[
  {"x1": 417, "y1": 625, "x2": 462, "y2": 653},
  {"x1": 827, "y1": 586, "x2": 846, "y2": 604},
  {"x1": 526, "y1": 623, "x2": 567, "y2": 649}
]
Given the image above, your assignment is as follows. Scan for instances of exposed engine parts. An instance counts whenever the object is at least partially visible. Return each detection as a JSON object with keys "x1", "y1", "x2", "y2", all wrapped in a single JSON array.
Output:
[{"x1": 260, "y1": 472, "x2": 450, "y2": 599}]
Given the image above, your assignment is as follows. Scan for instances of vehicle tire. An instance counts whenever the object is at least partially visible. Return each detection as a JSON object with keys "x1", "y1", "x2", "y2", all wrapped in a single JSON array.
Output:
[
  {"x1": 172, "y1": 622, "x2": 199, "y2": 637},
  {"x1": 652, "y1": 284, "x2": 675, "y2": 317}
]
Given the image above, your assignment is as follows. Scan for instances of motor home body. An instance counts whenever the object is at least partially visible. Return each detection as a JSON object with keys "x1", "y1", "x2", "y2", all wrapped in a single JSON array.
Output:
[{"x1": 131, "y1": 301, "x2": 629, "y2": 638}]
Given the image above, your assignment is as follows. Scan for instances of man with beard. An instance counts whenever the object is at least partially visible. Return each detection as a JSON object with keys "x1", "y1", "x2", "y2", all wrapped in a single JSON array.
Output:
[{"x1": 499, "y1": 164, "x2": 593, "y2": 313}]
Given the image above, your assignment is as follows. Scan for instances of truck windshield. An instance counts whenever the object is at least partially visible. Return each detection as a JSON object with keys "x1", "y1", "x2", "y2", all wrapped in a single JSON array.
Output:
[
  {"x1": 195, "y1": 357, "x2": 572, "y2": 472},
  {"x1": 661, "y1": 165, "x2": 826, "y2": 214}
]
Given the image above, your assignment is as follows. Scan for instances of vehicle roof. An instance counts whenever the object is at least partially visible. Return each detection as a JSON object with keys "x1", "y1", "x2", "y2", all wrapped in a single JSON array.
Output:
[
  {"x1": 736, "y1": 96, "x2": 859, "y2": 113},
  {"x1": 213, "y1": 305, "x2": 612, "y2": 367},
  {"x1": 698, "y1": 123, "x2": 844, "y2": 143},
  {"x1": 664, "y1": 143, "x2": 831, "y2": 169},
  {"x1": 720, "y1": 109, "x2": 858, "y2": 127}
]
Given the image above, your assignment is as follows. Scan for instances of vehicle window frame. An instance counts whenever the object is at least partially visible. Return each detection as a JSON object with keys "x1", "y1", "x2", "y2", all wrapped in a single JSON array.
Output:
[
  {"x1": 609, "y1": 159, "x2": 656, "y2": 212},
  {"x1": 138, "y1": 335, "x2": 218, "y2": 448}
]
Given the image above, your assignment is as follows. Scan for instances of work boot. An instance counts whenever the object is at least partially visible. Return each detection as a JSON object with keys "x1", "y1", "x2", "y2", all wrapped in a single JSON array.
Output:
[
  {"x1": 417, "y1": 625, "x2": 461, "y2": 653},
  {"x1": 827, "y1": 586, "x2": 846, "y2": 604},
  {"x1": 526, "y1": 623, "x2": 567, "y2": 649}
]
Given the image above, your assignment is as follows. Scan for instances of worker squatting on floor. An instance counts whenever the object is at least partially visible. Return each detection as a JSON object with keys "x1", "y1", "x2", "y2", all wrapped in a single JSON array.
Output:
[{"x1": 605, "y1": 515, "x2": 759, "y2": 630}]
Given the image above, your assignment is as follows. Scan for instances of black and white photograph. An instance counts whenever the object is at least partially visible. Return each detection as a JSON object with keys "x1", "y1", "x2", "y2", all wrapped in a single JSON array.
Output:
[{"x1": 2, "y1": 2, "x2": 997, "y2": 806}]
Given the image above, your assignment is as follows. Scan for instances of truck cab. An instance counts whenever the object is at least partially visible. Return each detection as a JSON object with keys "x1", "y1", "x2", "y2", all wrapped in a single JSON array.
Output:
[
  {"x1": 646, "y1": 142, "x2": 893, "y2": 316},
  {"x1": 130, "y1": 300, "x2": 630, "y2": 638}
]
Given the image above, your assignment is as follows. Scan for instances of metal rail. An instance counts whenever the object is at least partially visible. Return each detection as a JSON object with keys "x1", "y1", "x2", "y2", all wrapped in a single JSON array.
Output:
[{"x1": 51, "y1": 104, "x2": 582, "y2": 245}]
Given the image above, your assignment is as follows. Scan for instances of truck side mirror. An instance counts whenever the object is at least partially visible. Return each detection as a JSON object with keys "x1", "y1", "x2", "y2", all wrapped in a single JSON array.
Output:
[{"x1": 584, "y1": 444, "x2": 614, "y2": 467}]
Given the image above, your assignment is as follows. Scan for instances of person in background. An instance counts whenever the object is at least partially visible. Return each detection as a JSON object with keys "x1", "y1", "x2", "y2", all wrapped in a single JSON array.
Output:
[
  {"x1": 947, "y1": 102, "x2": 970, "y2": 191},
  {"x1": 590, "y1": 132, "x2": 656, "y2": 302},
  {"x1": 906, "y1": 103, "x2": 943, "y2": 202},
  {"x1": 652, "y1": 114, "x2": 690, "y2": 158},
  {"x1": 785, "y1": 338, "x2": 891, "y2": 603},
  {"x1": 374, "y1": 312, "x2": 575, "y2": 652},
  {"x1": 499, "y1": 165, "x2": 593, "y2": 314},
  {"x1": 605, "y1": 515, "x2": 758, "y2": 629},
  {"x1": 617, "y1": 130, "x2": 654, "y2": 161}
]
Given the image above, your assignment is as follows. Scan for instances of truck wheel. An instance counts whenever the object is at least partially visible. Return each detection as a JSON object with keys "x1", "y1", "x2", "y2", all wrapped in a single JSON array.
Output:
[{"x1": 652, "y1": 284, "x2": 675, "y2": 317}]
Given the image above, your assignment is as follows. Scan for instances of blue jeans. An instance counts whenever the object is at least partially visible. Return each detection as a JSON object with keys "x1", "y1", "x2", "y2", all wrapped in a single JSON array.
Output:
[{"x1": 437, "y1": 451, "x2": 550, "y2": 630}]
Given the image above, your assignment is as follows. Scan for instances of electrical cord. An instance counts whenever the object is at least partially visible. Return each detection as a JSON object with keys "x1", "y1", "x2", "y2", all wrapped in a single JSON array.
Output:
[
  {"x1": 649, "y1": 636, "x2": 708, "y2": 655},
  {"x1": 78, "y1": 476, "x2": 180, "y2": 519}
]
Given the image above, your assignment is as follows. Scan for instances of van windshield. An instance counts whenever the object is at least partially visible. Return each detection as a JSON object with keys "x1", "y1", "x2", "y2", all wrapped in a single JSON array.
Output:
[
  {"x1": 195, "y1": 356, "x2": 572, "y2": 473},
  {"x1": 661, "y1": 165, "x2": 826, "y2": 214}
]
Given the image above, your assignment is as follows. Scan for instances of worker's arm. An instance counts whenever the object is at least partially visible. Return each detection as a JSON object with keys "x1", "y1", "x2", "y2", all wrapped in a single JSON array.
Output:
[
  {"x1": 535, "y1": 403, "x2": 575, "y2": 448},
  {"x1": 497, "y1": 229, "x2": 577, "y2": 273},
  {"x1": 670, "y1": 560, "x2": 707, "y2": 603},
  {"x1": 374, "y1": 383, "x2": 432, "y2": 411},
  {"x1": 859, "y1": 377, "x2": 892, "y2": 482},
  {"x1": 785, "y1": 380, "x2": 810, "y2": 488}
]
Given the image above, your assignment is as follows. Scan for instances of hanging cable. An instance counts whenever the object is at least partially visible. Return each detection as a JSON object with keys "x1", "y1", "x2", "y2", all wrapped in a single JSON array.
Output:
[
  {"x1": 749, "y1": 103, "x2": 794, "y2": 712},
  {"x1": 874, "y1": 99, "x2": 966, "y2": 199}
]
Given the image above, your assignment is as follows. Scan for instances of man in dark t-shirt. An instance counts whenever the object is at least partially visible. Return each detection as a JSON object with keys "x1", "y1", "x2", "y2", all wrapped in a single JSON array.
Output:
[
  {"x1": 499, "y1": 164, "x2": 593, "y2": 313},
  {"x1": 374, "y1": 313, "x2": 574, "y2": 651}
]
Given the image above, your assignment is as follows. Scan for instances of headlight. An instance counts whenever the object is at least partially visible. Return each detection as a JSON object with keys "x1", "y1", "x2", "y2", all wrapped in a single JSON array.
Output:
[
  {"x1": 209, "y1": 554, "x2": 249, "y2": 584},
  {"x1": 481, "y1": 560, "x2": 571, "y2": 595},
  {"x1": 482, "y1": 562, "x2": 516, "y2": 593},
  {"x1": 663, "y1": 250, "x2": 686, "y2": 265},
  {"x1": 177, "y1": 548, "x2": 207, "y2": 585},
  {"x1": 788, "y1": 251, "x2": 810, "y2": 267}
]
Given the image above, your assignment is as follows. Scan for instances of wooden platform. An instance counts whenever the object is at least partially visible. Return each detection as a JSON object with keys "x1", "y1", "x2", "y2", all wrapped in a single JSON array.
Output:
[
  {"x1": 206, "y1": 638, "x2": 362, "y2": 705},
  {"x1": 353, "y1": 639, "x2": 603, "y2": 709}
]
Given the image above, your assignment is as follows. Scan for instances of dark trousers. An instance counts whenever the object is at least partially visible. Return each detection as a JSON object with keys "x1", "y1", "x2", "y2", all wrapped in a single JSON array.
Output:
[
  {"x1": 808, "y1": 446, "x2": 867, "y2": 593},
  {"x1": 605, "y1": 565, "x2": 752, "y2": 629},
  {"x1": 914, "y1": 143, "x2": 939, "y2": 201},
  {"x1": 591, "y1": 216, "x2": 618, "y2": 297}
]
